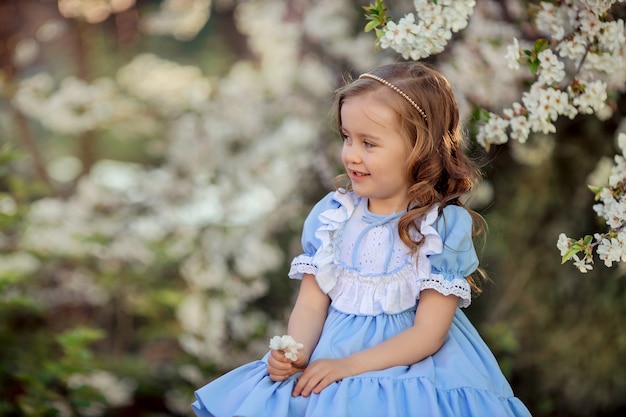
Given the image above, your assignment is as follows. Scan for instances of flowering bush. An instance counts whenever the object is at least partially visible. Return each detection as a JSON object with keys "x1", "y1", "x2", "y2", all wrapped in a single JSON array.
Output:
[
  {"x1": 558, "y1": 133, "x2": 626, "y2": 272},
  {"x1": 367, "y1": 0, "x2": 626, "y2": 273},
  {"x1": 478, "y1": 1, "x2": 623, "y2": 148},
  {"x1": 365, "y1": 0, "x2": 476, "y2": 60}
]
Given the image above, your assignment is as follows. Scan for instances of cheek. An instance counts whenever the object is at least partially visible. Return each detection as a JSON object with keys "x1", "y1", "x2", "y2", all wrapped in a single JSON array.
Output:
[{"x1": 340, "y1": 144, "x2": 349, "y2": 163}]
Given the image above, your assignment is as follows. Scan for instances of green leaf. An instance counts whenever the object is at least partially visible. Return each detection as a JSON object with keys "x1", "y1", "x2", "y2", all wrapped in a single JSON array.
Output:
[
  {"x1": 374, "y1": 27, "x2": 385, "y2": 41},
  {"x1": 479, "y1": 108, "x2": 491, "y2": 122},
  {"x1": 561, "y1": 246, "x2": 580, "y2": 263},
  {"x1": 57, "y1": 327, "x2": 104, "y2": 356},
  {"x1": 534, "y1": 38, "x2": 549, "y2": 53},
  {"x1": 588, "y1": 184, "x2": 604, "y2": 200},
  {"x1": 0, "y1": 144, "x2": 22, "y2": 165},
  {"x1": 365, "y1": 20, "x2": 380, "y2": 32},
  {"x1": 528, "y1": 60, "x2": 539, "y2": 75},
  {"x1": 363, "y1": 0, "x2": 388, "y2": 32}
]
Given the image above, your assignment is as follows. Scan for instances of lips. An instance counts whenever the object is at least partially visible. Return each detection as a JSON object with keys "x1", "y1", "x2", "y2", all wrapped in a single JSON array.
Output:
[{"x1": 348, "y1": 169, "x2": 369, "y2": 180}]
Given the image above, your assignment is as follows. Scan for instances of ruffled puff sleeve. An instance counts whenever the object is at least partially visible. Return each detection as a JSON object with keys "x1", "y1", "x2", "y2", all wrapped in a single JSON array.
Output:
[
  {"x1": 288, "y1": 190, "x2": 355, "y2": 282},
  {"x1": 419, "y1": 205, "x2": 479, "y2": 308}
]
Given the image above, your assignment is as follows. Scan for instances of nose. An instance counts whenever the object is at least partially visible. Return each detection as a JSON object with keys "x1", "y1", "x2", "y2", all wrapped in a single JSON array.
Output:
[{"x1": 342, "y1": 141, "x2": 361, "y2": 164}]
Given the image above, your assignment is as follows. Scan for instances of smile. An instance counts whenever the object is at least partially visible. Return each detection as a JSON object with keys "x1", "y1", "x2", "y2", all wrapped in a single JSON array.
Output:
[{"x1": 348, "y1": 169, "x2": 370, "y2": 180}]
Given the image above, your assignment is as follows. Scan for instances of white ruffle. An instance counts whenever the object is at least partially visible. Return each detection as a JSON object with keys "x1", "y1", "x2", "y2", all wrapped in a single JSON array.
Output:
[
  {"x1": 414, "y1": 205, "x2": 444, "y2": 281},
  {"x1": 327, "y1": 265, "x2": 423, "y2": 315},
  {"x1": 313, "y1": 191, "x2": 356, "y2": 294}
]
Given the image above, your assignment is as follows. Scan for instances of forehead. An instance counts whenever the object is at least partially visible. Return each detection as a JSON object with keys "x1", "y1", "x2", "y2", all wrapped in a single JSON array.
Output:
[{"x1": 340, "y1": 91, "x2": 401, "y2": 129}]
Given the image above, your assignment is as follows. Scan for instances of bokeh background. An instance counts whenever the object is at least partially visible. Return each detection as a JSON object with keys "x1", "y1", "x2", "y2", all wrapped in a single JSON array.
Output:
[{"x1": 1, "y1": 0, "x2": 625, "y2": 416}]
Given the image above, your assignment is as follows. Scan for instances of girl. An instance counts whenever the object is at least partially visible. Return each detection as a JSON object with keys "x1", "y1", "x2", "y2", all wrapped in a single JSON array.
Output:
[{"x1": 192, "y1": 62, "x2": 532, "y2": 417}]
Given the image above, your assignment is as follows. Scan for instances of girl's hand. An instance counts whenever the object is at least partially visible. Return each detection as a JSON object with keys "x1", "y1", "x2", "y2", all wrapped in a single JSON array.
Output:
[
  {"x1": 292, "y1": 358, "x2": 355, "y2": 397},
  {"x1": 267, "y1": 349, "x2": 305, "y2": 382}
]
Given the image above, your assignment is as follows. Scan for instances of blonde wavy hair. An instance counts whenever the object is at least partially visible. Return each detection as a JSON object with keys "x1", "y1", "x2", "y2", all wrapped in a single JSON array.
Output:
[{"x1": 334, "y1": 62, "x2": 486, "y2": 296}]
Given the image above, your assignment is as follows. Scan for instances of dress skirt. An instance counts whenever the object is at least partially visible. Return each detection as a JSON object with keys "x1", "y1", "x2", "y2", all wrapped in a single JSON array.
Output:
[{"x1": 191, "y1": 306, "x2": 532, "y2": 417}]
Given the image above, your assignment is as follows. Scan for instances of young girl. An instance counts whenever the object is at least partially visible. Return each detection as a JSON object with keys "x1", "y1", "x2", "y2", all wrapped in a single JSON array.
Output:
[{"x1": 192, "y1": 62, "x2": 532, "y2": 417}]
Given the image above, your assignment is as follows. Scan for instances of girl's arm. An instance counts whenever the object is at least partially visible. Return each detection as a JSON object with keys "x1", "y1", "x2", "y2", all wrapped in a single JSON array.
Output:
[
  {"x1": 267, "y1": 273, "x2": 329, "y2": 381},
  {"x1": 292, "y1": 289, "x2": 458, "y2": 396}
]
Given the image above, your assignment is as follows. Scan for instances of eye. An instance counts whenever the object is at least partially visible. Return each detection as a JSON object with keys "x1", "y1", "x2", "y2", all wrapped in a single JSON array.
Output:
[
  {"x1": 341, "y1": 133, "x2": 352, "y2": 144},
  {"x1": 363, "y1": 140, "x2": 375, "y2": 148}
]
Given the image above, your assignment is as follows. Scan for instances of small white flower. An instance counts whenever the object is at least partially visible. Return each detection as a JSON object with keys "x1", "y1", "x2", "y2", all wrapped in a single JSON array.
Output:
[
  {"x1": 269, "y1": 335, "x2": 304, "y2": 361},
  {"x1": 572, "y1": 80, "x2": 608, "y2": 115},
  {"x1": 505, "y1": 38, "x2": 521, "y2": 70},
  {"x1": 477, "y1": 113, "x2": 510, "y2": 148},
  {"x1": 537, "y1": 49, "x2": 566, "y2": 86},
  {"x1": 557, "y1": 233, "x2": 572, "y2": 256},
  {"x1": 557, "y1": 33, "x2": 587, "y2": 60},
  {"x1": 572, "y1": 254, "x2": 593, "y2": 273}
]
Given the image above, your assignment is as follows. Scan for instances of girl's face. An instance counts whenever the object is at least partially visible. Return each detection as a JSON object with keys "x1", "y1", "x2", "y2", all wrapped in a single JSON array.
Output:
[{"x1": 340, "y1": 92, "x2": 412, "y2": 215}]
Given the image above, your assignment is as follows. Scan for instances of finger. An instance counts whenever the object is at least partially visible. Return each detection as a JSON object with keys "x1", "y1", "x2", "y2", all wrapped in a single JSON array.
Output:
[
  {"x1": 268, "y1": 366, "x2": 290, "y2": 378},
  {"x1": 268, "y1": 372, "x2": 288, "y2": 382},
  {"x1": 300, "y1": 380, "x2": 318, "y2": 397},
  {"x1": 311, "y1": 375, "x2": 333, "y2": 394},
  {"x1": 267, "y1": 365, "x2": 292, "y2": 380},
  {"x1": 268, "y1": 361, "x2": 294, "y2": 379},
  {"x1": 293, "y1": 369, "x2": 322, "y2": 397},
  {"x1": 268, "y1": 357, "x2": 291, "y2": 369},
  {"x1": 292, "y1": 373, "x2": 308, "y2": 397},
  {"x1": 300, "y1": 374, "x2": 322, "y2": 397},
  {"x1": 270, "y1": 349, "x2": 290, "y2": 362},
  {"x1": 267, "y1": 360, "x2": 292, "y2": 379},
  {"x1": 268, "y1": 355, "x2": 292, "y2": 371}
]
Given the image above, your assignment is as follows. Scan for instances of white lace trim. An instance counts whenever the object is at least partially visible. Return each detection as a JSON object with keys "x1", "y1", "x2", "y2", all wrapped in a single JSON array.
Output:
[
  {"x1": 417, "y1": 274, "x2": 472, "y2": 308},
  {"x1": 288, "y1": 254, "x2": 318, "y2": 278}
]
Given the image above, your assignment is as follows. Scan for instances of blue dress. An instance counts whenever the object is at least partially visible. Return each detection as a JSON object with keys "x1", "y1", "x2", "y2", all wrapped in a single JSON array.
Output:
[{"x1": 192, "y1": 191, "x2": 532, "y2": 417}]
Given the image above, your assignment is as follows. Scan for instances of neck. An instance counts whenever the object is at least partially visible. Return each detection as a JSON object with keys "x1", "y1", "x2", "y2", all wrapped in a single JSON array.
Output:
[{"x1": 367, "y1": 198, "x2": 409, "y2": 215}]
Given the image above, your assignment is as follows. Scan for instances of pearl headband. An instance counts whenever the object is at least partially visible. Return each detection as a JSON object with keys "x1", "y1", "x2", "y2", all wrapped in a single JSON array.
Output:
[{"x1": 359, "y1": 73, "x2": 427, "y2": 122}]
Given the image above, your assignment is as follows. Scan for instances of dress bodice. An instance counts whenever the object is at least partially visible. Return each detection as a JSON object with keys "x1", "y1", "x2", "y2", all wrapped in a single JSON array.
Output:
[
  {"x1": 336, "y1": 202, "x2": 409, "y2": 276},
  {"x1": 288, "y1": 191, "x2": 478, "y2": 315}
]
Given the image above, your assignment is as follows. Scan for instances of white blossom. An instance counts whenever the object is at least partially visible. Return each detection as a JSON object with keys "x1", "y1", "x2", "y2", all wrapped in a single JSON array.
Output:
[
  {"x1": 477, "y1": 0, "x2": 624, "y2": 150},
  {"x1": 505, "y1": 38, "x2": 521, "y2": 70},
  {"x1": 572, "y1": 254, "x2": 593, "y2": 272},
  {"x1": 537, "y1": 49, "x2": 566, "y2": 86},
  {"x1": 557, "y1": 233, "x2": 572, "y2": 256},
  {"x1": 477, "y1": 113, "x2": 509, "y2": 148},
  {"x1": 597, "y1": 19, "x2": 626, "y2": 53},
  {"x1": 140, "y1": 0, "x2": 212, "y2": 41},
  {"x1": 68, "y1": 370, "x2": 136, "y2": 411},
  {"x1": 535, "y1": 2, "x2": 568, "y2": 40},
  {"x1": 378, "y1": 0, "x2": 475, "y2": 60},
  {"x1": 117, "y1": 53, "x2": 212, "y2": 116},
  {"x1": 572, "y1": 80, "x2": 608, "y2": 114},
  {"x1": 269, "y1": 335, "x2": 304, "y2": 361},
  {"x1": 0, "y1": 252, "x2": 40, "y2": 277},
  {"x1": 58, "y1": 0, "x2": 136, "y2": 23},
  {"x1": 560, "y1": 134, "x2": 626, "y2": 272},
  {"x1": 13, "y1": 75, "x2": 144, "y2": 135},
  {"x1": 557, "y1": 33, "x2": 588, "y2": 60}
]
